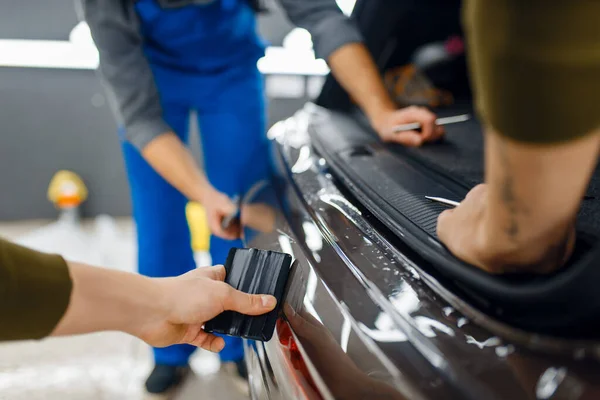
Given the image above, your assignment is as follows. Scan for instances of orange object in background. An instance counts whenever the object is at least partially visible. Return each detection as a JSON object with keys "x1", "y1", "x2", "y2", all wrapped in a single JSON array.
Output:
[
  {"x1": 384, "y1": 64, "x2": 454, "y2": 108},
  {"x1": 47, "y1": 171, "x2": 88, "y2": 209}
]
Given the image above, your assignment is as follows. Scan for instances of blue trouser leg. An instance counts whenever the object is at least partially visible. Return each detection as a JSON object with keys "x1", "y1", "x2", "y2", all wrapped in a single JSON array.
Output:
[
  {"x1": 122, "y1": 63, "x2": 267, "y2": 365},
  {"x1": 121, "y1": 105, "x2": 197, "y2": 367},
  {"x1": 197, "y1": 64, "x2": 268, "y2": 363}
]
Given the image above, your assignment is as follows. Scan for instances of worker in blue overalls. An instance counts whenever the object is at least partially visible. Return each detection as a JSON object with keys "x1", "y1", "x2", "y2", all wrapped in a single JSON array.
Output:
[{"x1": 81, "y1": 0, "x2": 443, "y2": 394}]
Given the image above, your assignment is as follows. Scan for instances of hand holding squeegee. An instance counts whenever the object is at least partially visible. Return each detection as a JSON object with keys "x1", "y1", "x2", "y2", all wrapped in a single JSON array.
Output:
[{"x1": 205, "y1": 248, "x2": 293, "y2": 341}]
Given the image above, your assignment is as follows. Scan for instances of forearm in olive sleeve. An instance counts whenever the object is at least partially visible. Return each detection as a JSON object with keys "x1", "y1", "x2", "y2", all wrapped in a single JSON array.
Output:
[
  {"x1": 463, "y1": 0, "x2": 600, "y2": 144},
  {"x1": 0, "y1": 238, "x2": 72, "y2": 341}
]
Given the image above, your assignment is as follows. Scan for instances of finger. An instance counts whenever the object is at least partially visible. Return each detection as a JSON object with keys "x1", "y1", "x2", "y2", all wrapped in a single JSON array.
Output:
[
  {"x1": 222, "y1": 221, "x2": 241, "y2": 240},
  {"x1": 219, "y1": 218, "x2": 240, "y2": 240},
  {"x1": 205, "y1": 334, "x2": 226, "y2": 353},
  {"x1": 209, "y1": 214, "x2": 225, "y2": 236},
  {"x1": 221, "y1": 198, "x2": 238, "y2": 216},
  {"x1": 223, "y1": 205, "x2": 237, "y2": 217},
  {"x1": 178, "y1": 323, "x2": 203, "y2": 345},
  {"x1": 221, "y1": 285, "x2": 277, "y2": 315},
  {"x1": 191, "y1": 331, "x2": 226, "y2": 352},
  {"x1": 419, "y1": 112, "x2": 436, "y2": 141},
  {"x1": 210, "y1": 216, "x2": 237, "y2": 241},
  {"x1": 436, "y1": 209, "x2": 455, "y2": 242},
  {"x1": 391, "y1": 130, "x2": 423, "y2": 147},
  {"x1": 401, "y1": 107, "x2": 436, "y2": 140}
]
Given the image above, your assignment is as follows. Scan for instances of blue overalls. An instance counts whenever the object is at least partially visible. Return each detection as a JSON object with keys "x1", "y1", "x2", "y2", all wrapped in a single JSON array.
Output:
[{"x1": 120, "y1": 0, "x2": 269, "y2": 367}]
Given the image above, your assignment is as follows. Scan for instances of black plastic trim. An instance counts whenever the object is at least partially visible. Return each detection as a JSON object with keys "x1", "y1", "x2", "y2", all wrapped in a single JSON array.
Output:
[{"x1": 309, "y1": 108, "x2": 600, "y2": 337}]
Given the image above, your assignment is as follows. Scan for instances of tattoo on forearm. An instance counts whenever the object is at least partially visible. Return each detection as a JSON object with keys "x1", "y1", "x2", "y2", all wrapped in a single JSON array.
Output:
[{"x1": 498, "y1": 141, "x2": 521, "y2": 241}]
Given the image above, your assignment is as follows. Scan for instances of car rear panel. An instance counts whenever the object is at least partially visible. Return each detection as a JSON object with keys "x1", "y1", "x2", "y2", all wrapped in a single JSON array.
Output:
[{"x1": 241, "y1": 106, "x2": 600, "y2": 400}]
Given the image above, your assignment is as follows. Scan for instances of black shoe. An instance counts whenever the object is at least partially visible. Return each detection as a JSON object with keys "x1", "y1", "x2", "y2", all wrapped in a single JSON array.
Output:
[
  {"x1": 145, "y1": 364, "x2": 189, "y2": 394},
  {"x1": 235, "y1": 359, "x2": 248, "y2": 380}
]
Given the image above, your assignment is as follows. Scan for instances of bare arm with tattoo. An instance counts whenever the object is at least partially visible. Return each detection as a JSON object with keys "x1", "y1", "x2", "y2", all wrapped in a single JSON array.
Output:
[
  {"x1": 437, "y1": 130, "x2": 599, "y2": 273},
  {"x1": 437, "y1": 0, "x2": 600, "y2": 273}
]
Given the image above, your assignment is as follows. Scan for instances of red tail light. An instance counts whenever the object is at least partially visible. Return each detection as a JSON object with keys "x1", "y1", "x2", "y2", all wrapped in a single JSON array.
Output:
[{"x1": 276, "y1": 318, "x2": 323, "y2": 399}]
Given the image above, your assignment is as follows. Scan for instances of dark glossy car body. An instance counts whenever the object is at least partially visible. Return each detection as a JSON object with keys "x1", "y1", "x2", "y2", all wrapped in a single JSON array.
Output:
[
  {"x1": 238, "y1": 0, "x2": 600, "y2": 397},
  {"x1": 239, "y1": 104, "x2": 600, "y2": 400}
]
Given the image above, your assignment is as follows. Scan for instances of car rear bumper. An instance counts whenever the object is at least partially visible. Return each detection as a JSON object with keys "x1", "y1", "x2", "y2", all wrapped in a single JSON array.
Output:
[{"x1": 241, "y1": 105, "x2": 600, "y2": 400}]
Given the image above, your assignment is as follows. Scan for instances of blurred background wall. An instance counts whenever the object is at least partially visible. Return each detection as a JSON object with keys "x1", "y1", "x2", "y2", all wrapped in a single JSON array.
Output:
[{"x1": 0, "y1": 0, "x2": 328, "y2": 220}]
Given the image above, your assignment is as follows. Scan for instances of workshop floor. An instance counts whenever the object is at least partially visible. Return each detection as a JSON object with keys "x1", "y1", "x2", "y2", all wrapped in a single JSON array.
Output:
[{"x1": 0, "y1": 217, "x2": 247, "y2": 400}]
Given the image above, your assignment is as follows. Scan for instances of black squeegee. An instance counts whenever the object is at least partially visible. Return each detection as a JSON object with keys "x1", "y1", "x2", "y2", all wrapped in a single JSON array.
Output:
[{"x1": 204, "y1": 248, "x2": 292, "y2": 342}]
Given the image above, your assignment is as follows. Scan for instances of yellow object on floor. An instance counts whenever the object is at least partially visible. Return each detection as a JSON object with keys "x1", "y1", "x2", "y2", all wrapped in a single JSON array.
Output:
[
  {"x1": 186, "y1": 202, "x2": 211, "y2": 252},
  {"x1": 47, "y1": 170, "x2": 88, "y2": 209}
]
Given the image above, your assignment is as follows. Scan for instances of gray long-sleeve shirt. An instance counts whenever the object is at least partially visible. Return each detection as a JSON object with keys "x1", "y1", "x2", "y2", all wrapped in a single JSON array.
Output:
[{"x1": 79, "y1": 0, "x2": 362, "y2": 151}]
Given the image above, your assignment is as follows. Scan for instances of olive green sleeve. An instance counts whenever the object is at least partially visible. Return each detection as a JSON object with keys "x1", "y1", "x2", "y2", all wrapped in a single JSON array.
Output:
[
  {"x1": 463, "y1": 0, "x2": 600, "y2": 144},
  {"x1": 0, "y1": 238, "x2": 72, "y2": 341}
]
